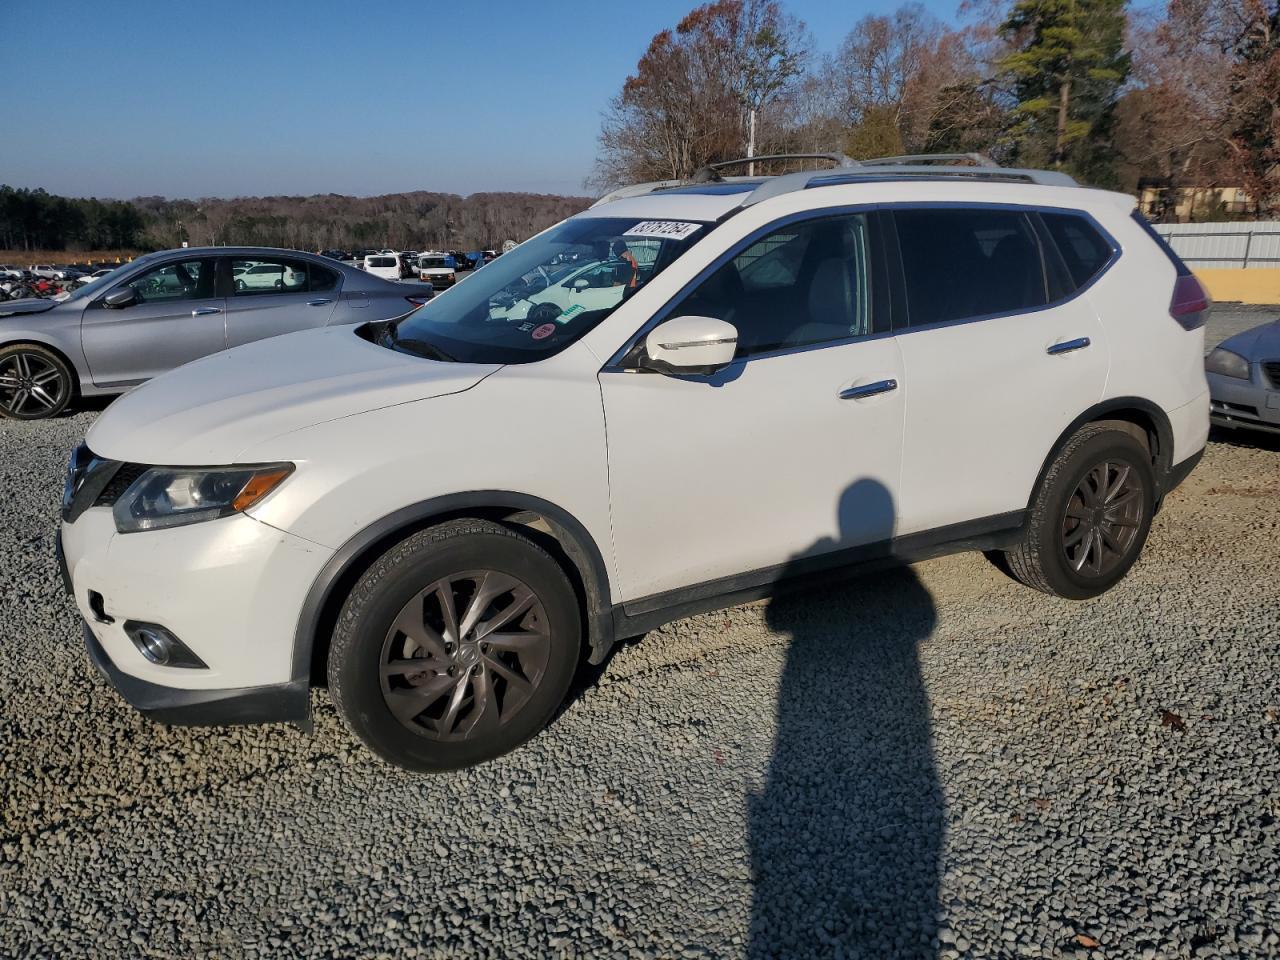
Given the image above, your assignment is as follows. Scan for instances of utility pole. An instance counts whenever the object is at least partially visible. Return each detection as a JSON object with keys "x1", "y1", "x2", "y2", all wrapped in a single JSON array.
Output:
[{"x1": 747, "y1": 108, "x2": 756, "y2": 176}]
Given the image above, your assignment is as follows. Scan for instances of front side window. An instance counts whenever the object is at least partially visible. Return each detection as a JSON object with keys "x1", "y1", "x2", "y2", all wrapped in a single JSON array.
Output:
[
  {"x1": 894, "y1": 208, "x2": 1050, "y2": 326},
  {"x1": 389, "y1": 216, "x2": 706, "y2": 364},
  {"x1": 232, "y1": 258, "x2": 309, "y2": 295},
  {"x1": 669, "y1": 213, "x2": 874, "y2": 358},
  {"x1": 125, "y1": 258, "x2": 214, "y2": 303}
]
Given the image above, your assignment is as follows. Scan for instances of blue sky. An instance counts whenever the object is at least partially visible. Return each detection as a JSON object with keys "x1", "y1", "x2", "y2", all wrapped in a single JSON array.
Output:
[{"x1": 3, "y1": 0, "x2": 961, "y2": 200}]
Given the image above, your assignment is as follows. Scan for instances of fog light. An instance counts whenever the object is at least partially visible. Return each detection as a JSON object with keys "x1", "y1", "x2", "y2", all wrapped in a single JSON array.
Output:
[
  {"x1": 123, "y1": 621, "x2": 208, "y2": 669},
  {"x1": 135, "y1": 628, "x2": 171, "y2": 663}
]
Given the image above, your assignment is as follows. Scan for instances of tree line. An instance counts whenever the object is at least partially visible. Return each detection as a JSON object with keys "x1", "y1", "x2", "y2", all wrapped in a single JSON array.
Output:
[
  {"x1": 592, "y1": 0, "x2": 1280, "y2": 218},
  {"x1": 0, "y1": 185, "x2": 590, "y2": 255}
]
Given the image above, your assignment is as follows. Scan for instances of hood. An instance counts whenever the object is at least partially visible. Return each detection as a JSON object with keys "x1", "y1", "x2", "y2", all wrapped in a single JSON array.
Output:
[
  {"x1": 0, "y1": 298, "x2": 58, "y2": 318},
  {"x1": 1218, "y1": 318, "x2": 1280, "y2": 359},
  {"x1": 87, "y1": 325, "x2": 500, "y2": 464}
]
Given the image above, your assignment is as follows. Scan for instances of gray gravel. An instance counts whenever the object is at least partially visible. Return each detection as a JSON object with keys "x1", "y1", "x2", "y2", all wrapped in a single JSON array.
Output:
[{"x1": 2, "y1": 321, "x2": 1279, "y2": 958}]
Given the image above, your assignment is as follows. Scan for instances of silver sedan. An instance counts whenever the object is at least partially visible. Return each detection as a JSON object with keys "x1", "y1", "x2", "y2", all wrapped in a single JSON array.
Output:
[
  {"x1": 0, "y1": 246, "x2": 432, "y2": 420},
  {"x1": 1206, "y1": 317, "x2": 1280, "y2": 436}
]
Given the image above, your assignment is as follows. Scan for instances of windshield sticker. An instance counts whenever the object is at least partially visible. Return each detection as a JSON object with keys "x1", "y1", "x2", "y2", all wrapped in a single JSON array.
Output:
[
  {"x1": 623, "y1": 220, "x2": 702, "y2": 241},
  {"x1": 556, "y1": 304, "x2": 585, "y2": 324},
  {"x1": 517, "y1": 322, "x2": 535, "y2": 332},
  {"x1": 531, "y1": 323, "x2": 556, "y2": 340}
]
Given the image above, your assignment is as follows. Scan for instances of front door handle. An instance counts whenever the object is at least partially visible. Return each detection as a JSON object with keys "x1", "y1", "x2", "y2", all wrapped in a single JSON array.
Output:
[
  {"x1": 191, "y1": 307, "x2": 222, "y2": 316},
  {"x1": 839, "y1": 378, "x2": 898, "y2": 400},
  {"x1": 1047, "y1": 336, "x2": 1091, "y2": 355},
  {"x1": 306, "y1": 298, "x2": 333, "y2": 306}
]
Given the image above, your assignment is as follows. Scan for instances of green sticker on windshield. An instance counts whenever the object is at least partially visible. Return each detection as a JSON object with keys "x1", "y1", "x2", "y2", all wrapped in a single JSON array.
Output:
[{"x1": 556, "y1": 304, "x2": 585, "y2": 324}]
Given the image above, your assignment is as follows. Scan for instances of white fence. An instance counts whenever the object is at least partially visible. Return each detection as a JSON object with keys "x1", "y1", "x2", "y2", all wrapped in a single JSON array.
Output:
[{"x1": 1153, "y1": 222, "x2": 1280, "y2": 270}]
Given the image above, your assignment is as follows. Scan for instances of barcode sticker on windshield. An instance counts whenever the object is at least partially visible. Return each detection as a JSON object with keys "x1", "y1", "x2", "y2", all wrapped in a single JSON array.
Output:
[{"x1": 623, "y1": 221, "x2": 702, "y2": 241}]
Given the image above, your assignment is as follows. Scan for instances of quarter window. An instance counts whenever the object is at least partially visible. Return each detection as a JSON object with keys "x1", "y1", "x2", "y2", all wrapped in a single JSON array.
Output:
[
  {"x1": 893, "y1": 209, "x2": 1050, "y2": 326},
  {"x1": 672, "y1": 213, "x2": 875, "y2": 358},
  {"x1": 1041, "y1": 212, "x2": 1114, "y2": 288}
]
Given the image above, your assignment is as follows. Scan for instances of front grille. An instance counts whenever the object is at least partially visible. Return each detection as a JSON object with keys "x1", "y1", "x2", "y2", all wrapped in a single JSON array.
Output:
[
  {"x1": 1263, "y1": 360, "x2": 1280, "y2": 389},
  {"x1": 93, "y1": 462, "x2": 148, "y2": 506}
]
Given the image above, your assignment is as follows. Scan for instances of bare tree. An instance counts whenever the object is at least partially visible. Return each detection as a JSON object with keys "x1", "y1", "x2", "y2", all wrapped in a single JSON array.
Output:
[{"x1": 590, "y1": 0, "x2": 809, "y2": 189}]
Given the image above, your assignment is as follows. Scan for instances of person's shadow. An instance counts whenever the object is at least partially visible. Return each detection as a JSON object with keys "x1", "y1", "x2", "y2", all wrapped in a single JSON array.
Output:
[{"x1": 749, "y1": 478, "x2": 943, "y2": 959}]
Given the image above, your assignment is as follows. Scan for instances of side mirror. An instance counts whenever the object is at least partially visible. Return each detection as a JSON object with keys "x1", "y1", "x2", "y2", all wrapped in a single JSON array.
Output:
[
  {"x1": 102, "y1": 287, "x2": 137, "y2": 309},
  {"x1": 641, "y1": 315, "x2": 738, "y2": 375},
  {"x1": 572, "y1": 278, "x2": 590, "y2": 291}
]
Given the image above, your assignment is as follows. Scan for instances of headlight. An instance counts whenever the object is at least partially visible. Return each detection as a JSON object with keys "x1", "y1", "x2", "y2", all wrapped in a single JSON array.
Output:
[
  {"x1": 113, "y1": 463, "x2": 294, "y2": 533},
  {"x1": 1205, "y1": 347, "x2": 1250, "y2": 380}
]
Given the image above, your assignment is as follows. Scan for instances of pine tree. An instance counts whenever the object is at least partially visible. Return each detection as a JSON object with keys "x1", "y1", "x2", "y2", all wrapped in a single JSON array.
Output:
[{"x1": 997, "y1": 0, "x2": 1130, "y2": 184}]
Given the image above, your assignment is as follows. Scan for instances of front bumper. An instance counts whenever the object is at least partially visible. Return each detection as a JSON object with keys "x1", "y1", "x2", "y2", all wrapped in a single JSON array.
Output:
[
  {"x1": 61, "y1": 507, "x2": 333, "y2": 709},
  {"x1": 1207, "y1": 368, "x2": 1280, "y2": 435},
  {"x1": 84, "y1": 620, "x2": 309, "y2": 726}
]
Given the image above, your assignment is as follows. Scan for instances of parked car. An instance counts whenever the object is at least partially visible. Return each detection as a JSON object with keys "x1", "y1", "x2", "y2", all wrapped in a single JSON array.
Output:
[
  {"x1": 0, "y1": 246, "x2": 430, "y2": 420},
  {"x1": 59, "y1": 155, "x2": 1209, "y2": 772},
  {"x1": 234, "y1": 262, "x2": 306, "y2": 292},
  {"x1": 363, "y1": 254, "x2": 402, "y2": 282},
  {"x1": 451, "y1": 251, "x2": 473, "y2": 271},
  {"x1": 53, "y1": 266, "x2": 86, "y2": 281},
  {"x1": 0, "y1": 265, "x2": 24, "y2": 280},
  {"x1": 1205, "y1": 318, "x2": 1280, "y2": 436},
  {"x1": 29, "y1": 265, "x2": 58, "y2": 279},
  {"x1": 416, "y1": 252, "x2": 457, "y2": 289}
]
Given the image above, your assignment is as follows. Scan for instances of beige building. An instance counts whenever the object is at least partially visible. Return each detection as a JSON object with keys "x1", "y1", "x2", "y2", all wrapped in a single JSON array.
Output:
[{"x1": 1137, "y1": 180, "x2": 1257, "y2": 223}]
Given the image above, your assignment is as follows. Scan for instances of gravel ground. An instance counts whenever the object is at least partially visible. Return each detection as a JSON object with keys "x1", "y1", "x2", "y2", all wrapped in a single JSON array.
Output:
[{"x1": 2, "y1": 310, "x2": 1279, "y2": 959}]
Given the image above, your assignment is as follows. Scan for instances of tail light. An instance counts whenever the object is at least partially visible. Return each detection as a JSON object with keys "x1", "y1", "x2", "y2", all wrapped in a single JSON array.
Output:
[
  {"x1": 404, "y1": 295, "x2": 430, "y2": 307},
  {"x1": 1169, "y1": 273, "x2": 1209, "y2": 331}
]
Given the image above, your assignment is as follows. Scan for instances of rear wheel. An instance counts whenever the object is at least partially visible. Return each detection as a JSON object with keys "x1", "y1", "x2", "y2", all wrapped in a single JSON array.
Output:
[
  {"x1": 328, "y1": 519, "x2": 581, "y2": 771},
  {"x1": 0, "y1": 344, "x2": 74, "y2": 420},
  {"x1": 1003, "y1": 423, "x2": 1156, "y2": 599}
]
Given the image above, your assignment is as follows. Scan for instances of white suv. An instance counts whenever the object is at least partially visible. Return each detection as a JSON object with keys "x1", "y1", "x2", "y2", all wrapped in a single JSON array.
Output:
[{"x1": 58, "y1": 154, "x2": 1211, "y2": 771}]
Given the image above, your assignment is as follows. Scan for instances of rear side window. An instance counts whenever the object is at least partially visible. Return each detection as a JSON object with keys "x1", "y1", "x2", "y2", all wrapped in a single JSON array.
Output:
[
  {"x1": 893, "y1": 208, "x2": 1050, "y2": 326},
  {"x1": 1041, "y1": 213, "x2": 1115, "y2": 287}
]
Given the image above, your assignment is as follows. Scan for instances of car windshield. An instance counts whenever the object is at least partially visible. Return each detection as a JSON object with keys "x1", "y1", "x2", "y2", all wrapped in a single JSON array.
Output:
[
  {"x1": 420, "y1": 257, "x2": 450, "y2": 269},
  {"x1": 389, "y1": 216, "x2": 707, "y2": 364}
]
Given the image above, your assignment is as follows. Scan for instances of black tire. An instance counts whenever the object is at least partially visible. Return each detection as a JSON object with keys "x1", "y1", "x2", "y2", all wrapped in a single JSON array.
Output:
[
  {"x1": 1002, "y1": 423, "x2": 1156, "y2": 599},
  {"x1": 0, "y1": 343, "x2": 75, "y2": 420},
  {"x1": 328, "y1": 519, "x2": 581, "y2": 771}
]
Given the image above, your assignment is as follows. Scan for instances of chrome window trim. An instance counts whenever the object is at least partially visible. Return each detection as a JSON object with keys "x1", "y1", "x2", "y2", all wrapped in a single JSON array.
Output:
[{"x1": 601, "y1": 200, "x2": 1122, "y2": 372}]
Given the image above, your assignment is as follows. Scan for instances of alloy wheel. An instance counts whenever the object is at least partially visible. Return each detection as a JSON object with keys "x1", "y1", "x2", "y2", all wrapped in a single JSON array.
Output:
[
  {"x1": 379, "y1": 569, "x2": 552, "y2": 740},
  {"x1": 1060, "y1": 460, "x2": 1145, "y2": 578},
  {"x1": 0, "y1": 351, "x2": 67, "y2": 417}
]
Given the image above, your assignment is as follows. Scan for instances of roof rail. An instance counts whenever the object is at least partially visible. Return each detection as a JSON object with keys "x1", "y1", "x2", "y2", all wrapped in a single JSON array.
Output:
[
  {"x1": 592, "y1": 152, "x2": 1077, "y2": 208},
  {"x1": 692, "y1": 153, "x2": 856, "y2": 182},
  {"x1": 854, "y1": 152, "x2": 999, "y2": 168}
]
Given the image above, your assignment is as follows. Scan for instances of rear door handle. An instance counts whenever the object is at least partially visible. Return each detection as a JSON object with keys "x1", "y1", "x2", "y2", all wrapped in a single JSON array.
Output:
[
  {"x1": 307, "y1": 299, "x2": 333, "y2": 306},
  {"x1": 191, "y1": 307, "x2": 222, "y2": 316},
  {"x1": 839, "y1": 379, "x2": 898, "y2": 400},
  {"x1": 1047, "y1": 336, "x2": 1091, "y2": 355}
]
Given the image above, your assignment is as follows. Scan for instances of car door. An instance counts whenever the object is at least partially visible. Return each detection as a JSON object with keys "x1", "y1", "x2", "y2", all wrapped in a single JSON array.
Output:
[
  {"x1": 224, "y1": 256, "x2": 340, "y2": 349},
  {"x1": 888, "y1": 206, "x2": 1111, "y2": 536},
  {"x1": 598, "y1": 211, "x2": 906, "y2": 603},
  {"x1": 81, "y1": 256, "x2": 226, "y2": 386}
]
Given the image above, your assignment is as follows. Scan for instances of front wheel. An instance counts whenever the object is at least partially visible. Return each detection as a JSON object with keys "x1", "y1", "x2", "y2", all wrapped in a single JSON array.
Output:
[
  {"x1": 1002, "y1": 423, "x2": 1156, "y2": 599},
  {"x1": 0, "y1": 344, "x2": 74, "y2": 420},
  {"x1": 328, "y1": 519, "x2": 581, "y2": 771}
]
